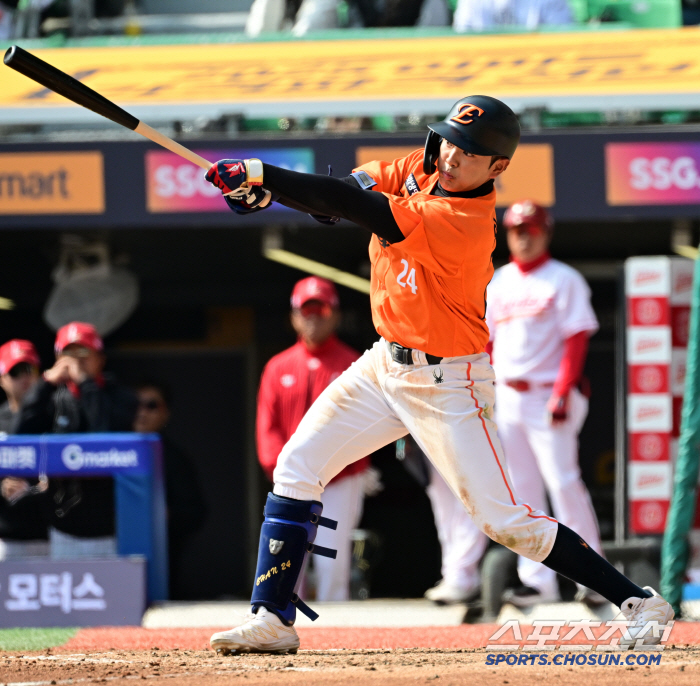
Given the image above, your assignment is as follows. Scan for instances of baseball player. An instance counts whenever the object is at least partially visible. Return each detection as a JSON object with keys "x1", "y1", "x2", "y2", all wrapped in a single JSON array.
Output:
[
  {"x1": 204, "y1": 95, "x2": 673, "y2": 654},
  {"x1": 487, "y1": 200, "x2": 605, "y2": 607}
]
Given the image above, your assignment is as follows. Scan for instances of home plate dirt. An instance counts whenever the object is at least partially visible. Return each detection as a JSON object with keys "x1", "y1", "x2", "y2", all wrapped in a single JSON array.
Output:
[{"x1": 3, "y1": 625, "x2": 700, "y2": 686}]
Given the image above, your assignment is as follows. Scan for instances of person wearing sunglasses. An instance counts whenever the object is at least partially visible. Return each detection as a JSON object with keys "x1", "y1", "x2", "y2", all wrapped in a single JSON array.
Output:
[
  {"x1": 0, "y1": 339, "x2": 49, "y2": 560},
  {"x1": 134, "y1": 381, "x2": 207, "y2": 599},
  {"x1": 15, "y1": 322, "x2": 137, "y2": 560},
  {"x1": 256, "y1": 276, "x2": 370, "y2": 602}
]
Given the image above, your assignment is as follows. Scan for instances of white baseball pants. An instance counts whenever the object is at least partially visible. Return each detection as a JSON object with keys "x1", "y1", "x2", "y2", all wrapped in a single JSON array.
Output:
[
  {"x1": 274, "y1": 340, "x2": 559, "y2": 565},
  {"x1": 426, "y1": 461, "x2": 487, "y2": 591},
  {"x1": 311, "y1": 472, "x2": 364, "y2": 601},
  {"x1": 496, "y1": 384, "x2": 603, "y2": 596}
]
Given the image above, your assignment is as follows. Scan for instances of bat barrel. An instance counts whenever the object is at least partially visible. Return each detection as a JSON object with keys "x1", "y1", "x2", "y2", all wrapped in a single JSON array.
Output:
[{"x1": 4, "y1": 45, "x2": 139, "y2": 131}]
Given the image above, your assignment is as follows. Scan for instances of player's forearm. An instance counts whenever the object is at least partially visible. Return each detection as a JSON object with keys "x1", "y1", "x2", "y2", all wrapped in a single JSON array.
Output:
[
  {"x1": 262, "y1": 164, "x2": 404, "y2": 243},
  {"x1": 552, "y1": 330, "x2": 590, "y2": 397}
]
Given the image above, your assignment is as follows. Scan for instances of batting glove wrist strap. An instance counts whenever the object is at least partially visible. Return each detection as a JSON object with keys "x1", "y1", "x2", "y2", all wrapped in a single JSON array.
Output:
[
  {"x1": 251, "y1": 493, "x2": 337, "y2": 626},
  {"x1": 244, "y1": 158, "x2": 264, "y2": 186}
]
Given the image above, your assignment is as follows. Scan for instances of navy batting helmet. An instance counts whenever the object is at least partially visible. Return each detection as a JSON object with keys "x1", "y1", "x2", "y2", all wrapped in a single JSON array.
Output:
[{"x1": 423, "y1": 95, "x2": 521, "y2": 175}]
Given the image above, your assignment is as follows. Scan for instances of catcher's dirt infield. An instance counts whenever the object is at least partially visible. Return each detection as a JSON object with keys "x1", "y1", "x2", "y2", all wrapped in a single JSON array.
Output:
[{"x1": 3, "y1": 625, "x2": 700, "y2": 685}]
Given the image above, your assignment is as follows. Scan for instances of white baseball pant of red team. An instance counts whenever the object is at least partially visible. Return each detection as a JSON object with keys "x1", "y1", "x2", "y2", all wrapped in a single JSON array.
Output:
[
  {"x1": 426, "y1": 461, "x2": 488, "y2": 592},
  {"x1": 273, "y1": 339, "x2": 559, "y2": 565},
  {"x1": 496, "y1": 384, "x2": 603, "y2": 597},
  {"x1": 311, "y1": 472, "x2": 364, "y2": 601}
]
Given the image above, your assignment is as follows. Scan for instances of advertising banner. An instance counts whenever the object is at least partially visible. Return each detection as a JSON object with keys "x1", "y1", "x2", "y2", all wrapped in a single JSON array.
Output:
[
  {"x1": 0, "y1": 433, "x2": 155, "y2": 477},
  {"x1": 0, "y1": 152, "x2": 104, "y2": 214},
  {"x1": 145, "y1": 148, "x2": 314, "y2": 213},
  {"x1": 0, "y1": 559, "x2": 146, "y2": 627},
  {"x1": 1, "y1": 28, "x2": 699, "y2": 121},
  {"x1": 606, "y1": 142, "x2": 700, "y2": 205}
]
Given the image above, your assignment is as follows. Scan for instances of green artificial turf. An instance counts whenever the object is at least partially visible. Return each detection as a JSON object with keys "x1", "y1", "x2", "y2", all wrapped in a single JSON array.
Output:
[{"x1": 0, "y1": 627, "x2": 77, "y2": 651}]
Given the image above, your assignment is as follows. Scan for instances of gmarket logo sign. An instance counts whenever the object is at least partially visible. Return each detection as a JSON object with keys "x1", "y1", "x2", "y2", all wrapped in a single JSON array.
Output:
[{"x1": 61, "y1": 444, "x2": 138, "y2": 471}]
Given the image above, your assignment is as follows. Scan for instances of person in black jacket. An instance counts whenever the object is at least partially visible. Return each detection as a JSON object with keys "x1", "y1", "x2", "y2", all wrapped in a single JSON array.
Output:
[
  {"x1": 14, "y1": 322, "x2": 137, "y2": 559},
  {"x1": 133, "y1": 380, "x2": 207, "y2": 599},
  {"x1": 0, "y1": 338, "x2": 49, "y2": 559}
]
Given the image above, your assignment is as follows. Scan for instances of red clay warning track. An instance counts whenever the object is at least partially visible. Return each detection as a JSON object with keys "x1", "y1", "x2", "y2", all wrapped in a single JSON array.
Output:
[{"x1": 59, "y1": 622, "x2": 700, "y2": 652}]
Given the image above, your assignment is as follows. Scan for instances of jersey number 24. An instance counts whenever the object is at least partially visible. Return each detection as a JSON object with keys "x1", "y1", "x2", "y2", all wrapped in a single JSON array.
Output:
[{"x1": 397, "y1": 259, "x2": 417, "y2": 294}]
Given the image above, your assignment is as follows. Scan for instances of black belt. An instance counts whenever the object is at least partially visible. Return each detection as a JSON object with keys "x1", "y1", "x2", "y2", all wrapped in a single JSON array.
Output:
[{"x1": 388, "y1": 341, "x2": 442, "y2": 366}]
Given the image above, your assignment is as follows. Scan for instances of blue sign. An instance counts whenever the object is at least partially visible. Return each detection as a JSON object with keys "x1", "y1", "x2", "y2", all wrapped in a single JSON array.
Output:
[{"x1": 0, "y1": 433, "x2": 167, "y2": 602}]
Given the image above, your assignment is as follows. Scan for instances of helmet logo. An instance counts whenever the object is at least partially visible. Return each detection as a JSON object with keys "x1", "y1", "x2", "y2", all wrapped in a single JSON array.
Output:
[{"x1": 450, "y1": 103, "x2": 485, "y2": 126}]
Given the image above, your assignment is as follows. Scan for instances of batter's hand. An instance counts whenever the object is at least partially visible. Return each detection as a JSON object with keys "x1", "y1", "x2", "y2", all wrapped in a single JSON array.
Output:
[
  {"x1": 546, "y1": 393, "x2": 569, "y2": 425},
  {"x1": 227, "y1": 185, "x2": 272, "y2": 211},
  {"x1": 205, "y1": 158, "x2": 264, "y2": 197}
]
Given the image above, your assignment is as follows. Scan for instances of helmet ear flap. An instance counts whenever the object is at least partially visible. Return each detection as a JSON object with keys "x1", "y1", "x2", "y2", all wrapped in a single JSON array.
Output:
[{"x1": 423, "y1": 130, "x2": 441, "y2": 176}]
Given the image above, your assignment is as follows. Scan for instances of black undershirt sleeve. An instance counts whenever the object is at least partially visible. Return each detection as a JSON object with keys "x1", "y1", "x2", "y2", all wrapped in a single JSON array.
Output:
[{"x1": 263, "y1": 164, "x2": 405, "y2": 244}]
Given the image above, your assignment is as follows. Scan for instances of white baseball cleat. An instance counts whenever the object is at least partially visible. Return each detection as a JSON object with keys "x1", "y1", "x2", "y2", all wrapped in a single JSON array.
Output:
[
  {"x1": 618, "y1": 586, "x2": 674, "y2": 649},
  {"x1": 210, "y1": 607, "x2": 300, "y2": 655}
]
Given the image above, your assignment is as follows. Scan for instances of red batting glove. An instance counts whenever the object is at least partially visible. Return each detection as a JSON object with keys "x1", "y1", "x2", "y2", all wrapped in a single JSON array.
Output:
[{"x1": 546, "y1": 392, "x2": 569, "y2": 425}]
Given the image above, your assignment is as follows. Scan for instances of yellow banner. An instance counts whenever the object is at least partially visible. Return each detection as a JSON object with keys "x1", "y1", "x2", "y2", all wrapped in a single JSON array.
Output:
[
  {"x1": 356, "y1": 144, "x2": 554, "y2": 207},
  {"x1": 1, "y1": 28, "x2": 699, "y2": 110},
  {"x1": 0, "y1": 152, "x2": 104, "y2": 214}
]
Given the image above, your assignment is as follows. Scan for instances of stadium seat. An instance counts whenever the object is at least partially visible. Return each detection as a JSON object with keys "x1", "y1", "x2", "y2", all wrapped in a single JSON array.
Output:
[{"x1": 587, "y1": 0, "x2": 682, "y2": 27}]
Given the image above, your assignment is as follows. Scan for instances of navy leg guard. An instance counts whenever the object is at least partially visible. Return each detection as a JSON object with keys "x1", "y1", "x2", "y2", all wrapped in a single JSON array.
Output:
[{"x1": 251, "y1": 493, "x2": 338, "y2": 626}]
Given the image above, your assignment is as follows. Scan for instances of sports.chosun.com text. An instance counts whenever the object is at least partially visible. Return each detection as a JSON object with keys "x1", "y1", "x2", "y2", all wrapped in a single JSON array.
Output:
[{"x1": 486, "y1": 652, "x2": 662, "y2": 666}]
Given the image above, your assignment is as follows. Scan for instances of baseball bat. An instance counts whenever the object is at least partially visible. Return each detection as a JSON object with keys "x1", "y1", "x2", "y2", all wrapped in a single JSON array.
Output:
[{"x1": 3, "y1": 45, "x2": 212, "y2": 170}]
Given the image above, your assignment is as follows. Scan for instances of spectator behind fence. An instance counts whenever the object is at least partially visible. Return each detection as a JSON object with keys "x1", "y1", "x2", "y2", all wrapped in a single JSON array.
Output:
[
  {"x1": 246, "y1": 0, "x2": 429, "y2": 36},
  {"x1": 0, "y1": 339, "x2": 49, "y2": 560},
  {"x1": 453, "y1": 0, "x2": 574, "y2": 32},
  {"x1": 257, "y1": 276, "x2": 369, "y2": 600},
  {"x1": 14, "y1": 322, "x2": 137, "y2": 560},
  {"x1": 133, "y1": 380, "x2": 207, "y2": 600}
]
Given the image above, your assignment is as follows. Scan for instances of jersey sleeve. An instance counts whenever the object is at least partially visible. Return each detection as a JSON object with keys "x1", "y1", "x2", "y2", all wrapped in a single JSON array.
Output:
[
  {"x1": 354, "y1": 149, "x2": 424, "y2": 196},
  {"x1": 555, "y1": 269, "x2": 600, "y2": 339}
]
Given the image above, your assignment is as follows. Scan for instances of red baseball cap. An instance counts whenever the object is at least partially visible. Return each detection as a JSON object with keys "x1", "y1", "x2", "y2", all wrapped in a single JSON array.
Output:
[
  {"x1": 0, "y1": 339, "x2": 40, "y2": 376},
  {"x1": 55, "y1": 322, "x2": 104, "y2": 354},
  {"x1": 290, "y1": 277, "x2": 339, "y2": 309},
  {"x1": 503, "y1": 200, "x2": 553, "y2": 234}
]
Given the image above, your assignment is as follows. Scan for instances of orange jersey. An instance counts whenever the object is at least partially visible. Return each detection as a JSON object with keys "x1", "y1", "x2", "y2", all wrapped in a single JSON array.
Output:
[{"x1": 355, "y1": 149, "x2": 497, "y2": 358}]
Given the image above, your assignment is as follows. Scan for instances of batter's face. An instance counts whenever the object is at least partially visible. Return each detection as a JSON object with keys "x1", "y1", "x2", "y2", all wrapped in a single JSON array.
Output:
[
  {"x1": 291, "y1": 300, "x2": 340, "y2": 351},
  {"x1": 506, "y1": 225, "x2": 551, "y2": 263},
  {"x1": 438, "y1": 139, "x2": 510, "y2": 192}
]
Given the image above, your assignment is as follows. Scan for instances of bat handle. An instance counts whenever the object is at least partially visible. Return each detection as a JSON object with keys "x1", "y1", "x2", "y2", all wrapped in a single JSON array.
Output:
[{"x1": 134, "y1": 122, "x2": 212, "y2": 170}]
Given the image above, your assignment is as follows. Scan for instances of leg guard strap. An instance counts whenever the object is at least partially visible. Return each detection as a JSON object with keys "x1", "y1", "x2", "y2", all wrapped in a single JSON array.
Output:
[
  {"x1": 312, "y1": 514, "x2": 338, "y2": 530},
  {"x1": 292, "y1": 593, "x2": 319, "y2": 621},
  {"x1": 308, "y1": 542, "x2": 338, "y2": 559},
  {"x1": 251, "y1": 493, "x2": 337, "y2": 626}
]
